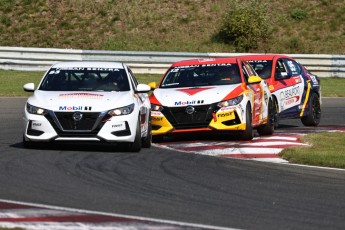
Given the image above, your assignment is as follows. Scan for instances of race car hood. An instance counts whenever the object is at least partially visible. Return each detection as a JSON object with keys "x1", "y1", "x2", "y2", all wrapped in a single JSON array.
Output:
[
  {"x1": 27, "y1": 90, "x2": 135, "y2": 112},
  {"x1": 151, "y1": 84, "x2": 243, "y2": 107}
]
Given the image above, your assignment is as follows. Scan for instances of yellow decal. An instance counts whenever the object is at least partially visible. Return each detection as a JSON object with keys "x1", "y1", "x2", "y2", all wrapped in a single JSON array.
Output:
[{"x1": 300, "y1": 80, "x2": 311, "y2": 117}]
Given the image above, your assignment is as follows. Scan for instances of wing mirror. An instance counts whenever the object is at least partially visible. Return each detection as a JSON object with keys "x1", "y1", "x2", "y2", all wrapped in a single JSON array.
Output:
[
  {"x1": 135, "y1": 84, "x2": 151, "y2": 93},
  {"x1": 23, "y1": 83, "x2": 35, "y2": 92},
  {"x1": 248, "y1": 76, "x2": 262, "y2": 84},
  {"x1": 148, "y1": 82, "x2": 157, "y2": 90}
]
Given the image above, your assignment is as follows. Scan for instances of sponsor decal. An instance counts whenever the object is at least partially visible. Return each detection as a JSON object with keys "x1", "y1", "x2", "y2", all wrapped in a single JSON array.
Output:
[
  {"x1": 59, "y1": 106, "x2": 92, "y2": 111},
  {"x1": 217, "y1": 112, "x2": 233, "y2": 118},
  {"x1": 174, "y1": 100, "x2": 204, "y2": 106},
  {"x1": 32, "y1": 122, "x2": 41, "y2": 128},
  {"x1": 284, "y1": 96, "x2": 300, "y2": 106},
  {"x1": 279, "y1": 85, "x2": 301, "y2": 110},
  {"x1": 59, "y1": 93, "x2": 104, "y2": 99},
  {"x1": 176, "y1": 87, "x2": 213, "y2": 96},
  {"x1": 111, "y1": 122, "x2": 126, "y2": 131},
  {"x1": 152, "y1": 117, "x2": 164, "y2": 121},
  {"x1": 280, "y1": 86, "x2": 300, "y2": 100}
]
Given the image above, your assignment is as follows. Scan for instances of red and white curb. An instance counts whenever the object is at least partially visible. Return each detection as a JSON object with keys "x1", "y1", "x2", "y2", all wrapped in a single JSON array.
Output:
[
  {"x1": 155, "y1": 126, "x2": 345, "y2": 163},
  {"x1": 0, "y1": 199, "x2": 232, "y2": 230}
]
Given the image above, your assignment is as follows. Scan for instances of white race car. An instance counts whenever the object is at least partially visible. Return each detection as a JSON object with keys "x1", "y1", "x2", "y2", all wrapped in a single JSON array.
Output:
[
  {"x1": 149, "y1": 58, "x2": 275, "y2": 141},
  {"x1": 23, "y1": 62, "x2": 151, "y2": 152}
]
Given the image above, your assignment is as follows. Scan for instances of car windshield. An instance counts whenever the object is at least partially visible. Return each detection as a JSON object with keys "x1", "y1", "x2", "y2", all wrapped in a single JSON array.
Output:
[
  {"x1": 38, "y1": 68, "x2": 130, "y2": 91},
  {"x1": 160, "y1": 64, "x2": 241, "y2": 88},
  {"x1": 248, "y1": 60, "x2": 272, "y2": 79}
]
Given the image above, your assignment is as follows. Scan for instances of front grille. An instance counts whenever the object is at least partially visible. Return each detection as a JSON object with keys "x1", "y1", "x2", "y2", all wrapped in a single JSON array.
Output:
[
  {"x1": 45, "y1": 112, "x2": 106, "y2": 136},
  {"x1": 54, "y1": 112, "x2": 100, "y2": 130},
  {"x1": 162, "y1": 104, "x2": 217, "y2": 129}
]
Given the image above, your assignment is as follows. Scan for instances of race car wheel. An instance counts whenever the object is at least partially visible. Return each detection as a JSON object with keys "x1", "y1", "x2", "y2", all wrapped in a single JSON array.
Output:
[
  {"x1": 128, "y1": 121, "x2": 142, "y2": 152},
  {"x1": 141, "y1": 115, "x2": 152, "y2": 148},
  {"x1": 301, "y1": 93, "x2": 321, "y2": 126},
  {"x1": 257, "y1": 100, "x2": 274, "y2": 136},
  {"x1": 239, "y1": 104, "x2": 254, "y2": 140}
]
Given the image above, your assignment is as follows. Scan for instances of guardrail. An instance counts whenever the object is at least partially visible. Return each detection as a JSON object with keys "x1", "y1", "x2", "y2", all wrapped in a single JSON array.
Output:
[{"x1": 0, "y1": 46, "x2": 344, "y2": 77}]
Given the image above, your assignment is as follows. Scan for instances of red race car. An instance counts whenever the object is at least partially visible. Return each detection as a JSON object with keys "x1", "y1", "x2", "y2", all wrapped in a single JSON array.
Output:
[{"x1": 240, "y1": 54, "x2": 321, "y2": 127}]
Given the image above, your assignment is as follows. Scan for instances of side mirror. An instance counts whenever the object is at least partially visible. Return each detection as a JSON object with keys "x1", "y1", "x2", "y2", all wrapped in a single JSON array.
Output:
[
  {"x1": 248, "y1": 76, "x2": 262, "y2": 84},
  {"x1": 148, "y1": 82, "x2": 157, "y2": 90},
  {"x1": 135, "y1": 84, "x2": 151, "y2": 93},
  {"x1": 23, "y1": 83, "x2": 35, "y2": 92}
]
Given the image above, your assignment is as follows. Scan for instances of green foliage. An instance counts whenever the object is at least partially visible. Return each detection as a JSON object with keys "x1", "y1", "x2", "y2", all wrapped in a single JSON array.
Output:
[
  {"x1": 290, "y1": 9, "x2": 308, "y2": 20},
  {"x1": 216, "y1": 0, "x2": 271, "y2": 52}
]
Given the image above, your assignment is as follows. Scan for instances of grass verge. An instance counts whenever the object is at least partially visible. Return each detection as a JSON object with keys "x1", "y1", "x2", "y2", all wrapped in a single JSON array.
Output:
[
  {"x1": 279, "y1": 132, "x2": 345, "y2": 169},
  {"x1": 1, "y1": 70, "x2": 344, "y2": 97},
  {"x1": 0, "y1": 70, "x2": 162, "y2": 97}
]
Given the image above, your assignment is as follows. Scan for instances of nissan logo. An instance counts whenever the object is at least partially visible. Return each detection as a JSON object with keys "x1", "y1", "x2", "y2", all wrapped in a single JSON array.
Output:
[
  {"x1": 72, "y1": 112, "x2": 83, "y2": 121},
  {"x1": 185, "y1": 106, "x2": 195, "y2": 115}
]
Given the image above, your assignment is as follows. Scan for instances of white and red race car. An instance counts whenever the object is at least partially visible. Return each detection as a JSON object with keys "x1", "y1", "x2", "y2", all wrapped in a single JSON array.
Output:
[
  {"x1": 23, "y1": 61, "x2": 151, "y2": 152},
  {"x1": 149, "y1": 57, "x2": 274, "y2": 141}
]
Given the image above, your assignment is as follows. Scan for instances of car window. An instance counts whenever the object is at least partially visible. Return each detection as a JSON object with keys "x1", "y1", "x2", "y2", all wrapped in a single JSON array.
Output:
[
  {"x1": 284, "y1": 59, "x2": 302, "y2": 76},
  {"x1": 275, "y1": 59, "x2": 289, "y2": 79},
  {"x1": 249, "y1": 60, "x2": 272, "y2": 79},
  {"x1": 160, "y1": 64, "x2": 241, "y2": 88},
  {"x1": 39, "y1": 68, "x2": 130, "y2": 91}
]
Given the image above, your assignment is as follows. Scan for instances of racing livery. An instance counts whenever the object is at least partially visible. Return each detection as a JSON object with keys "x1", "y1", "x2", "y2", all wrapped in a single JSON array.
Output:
[
  {"x1": 240, "y1": 55, "x2": 321, "y2": 127},
  {"x1": 23, "y1": 62, "x2": 151, "y2": 152},
  {"x1": 148, "y1": 58, "x2": 274, "y2": 141}
]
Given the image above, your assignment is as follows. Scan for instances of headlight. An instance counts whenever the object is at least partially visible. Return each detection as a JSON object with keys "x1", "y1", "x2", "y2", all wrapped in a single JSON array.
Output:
[
  {"x1": 26, "y1": 103, "x2": 47, "y2": 115},
  {"x1": 151, "y1": 104, "x2": 164, "y2": 112},
  {"x1": 108, "y1": 103, "x2": 135, "y2": 116},
  {"x1": 218, "y1": 95, "x2": 244, "y2": 107}
]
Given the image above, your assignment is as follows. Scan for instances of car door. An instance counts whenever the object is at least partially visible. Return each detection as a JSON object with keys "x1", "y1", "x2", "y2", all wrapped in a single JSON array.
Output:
[
  {"x1": 273, "y1": 58, "x2": 304, "y2": 114},
  {"x1": 242, "y1": 62, "x2": 264, "y2": 126}
]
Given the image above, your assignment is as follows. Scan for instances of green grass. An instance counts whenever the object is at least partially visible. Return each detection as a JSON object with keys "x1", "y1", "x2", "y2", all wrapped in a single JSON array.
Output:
[
  {"x1": 1, "y1": 70, "x2": 342, "y2": 97},
  {"x1": 320, "y1": 78, "x2": 345, "y2": 97},
  {"x1": 280, "y1": 132, "x2": 345, "y2": 169},
  {"x1": 0, "y1": 70, "x2": 162, "y2": 97},
  {"x1": 0, "y1": 0, "x2": 344, "y2": 54},
  {"x1": 0, "y1": 228, "x2": 23, "y2": 230}
]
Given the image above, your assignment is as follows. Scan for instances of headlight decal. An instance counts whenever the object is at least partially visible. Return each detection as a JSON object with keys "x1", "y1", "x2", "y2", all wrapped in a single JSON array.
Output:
[
  {"x1": 108, "y1": 103, "x2": 135, "y2": 116},
  {"x1": 26, "y1": 103, "x2": 47, "y2": 115},
  {"x1": 151, "y1": 104, "x2": 164, "y2": 112},
  {"x1": 217, "y1": 94, "x2": 244, "y2": 108}
]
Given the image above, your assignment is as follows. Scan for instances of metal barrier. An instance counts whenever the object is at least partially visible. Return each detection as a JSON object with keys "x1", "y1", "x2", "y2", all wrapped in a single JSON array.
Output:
[{"x1": 0, "y1": 46, "x2": 344, "y2": 77}]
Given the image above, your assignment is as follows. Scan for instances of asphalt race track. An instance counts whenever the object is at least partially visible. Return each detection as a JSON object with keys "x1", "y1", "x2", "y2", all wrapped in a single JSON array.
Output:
[{"x1": 0, "y1": 97, "x2": 345, "y2": 230}]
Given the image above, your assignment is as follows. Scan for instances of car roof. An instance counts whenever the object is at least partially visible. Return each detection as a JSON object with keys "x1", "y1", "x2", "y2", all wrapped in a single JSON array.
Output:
[
  {"x1": 171, "y1": 57, "x2": 239, "y2": 67},
  {"x1": 238, "y1": 54, "x2": 292, "y2": 61},
  {"x1": 51, "y1": 61, "x2": 125, "y2": 69}
]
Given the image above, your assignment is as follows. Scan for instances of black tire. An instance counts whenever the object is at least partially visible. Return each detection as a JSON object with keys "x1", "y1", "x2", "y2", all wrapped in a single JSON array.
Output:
[
  {"x1": 301, "y1": 92, "x2": 321, "y2": 126},
  {"x1": 141, "y1": 115, "x2": 152, "y2": 148},
  {"x1": 239, "y1": 104, "x2": 254, "y2": 140},
  {"x1": 273, "y1": 98, "x2": 279, "y2": 128},
  {"x1": 128, "y1": 121, "x2": 142, "y2": 152},
  {"x1": 257, "y1": 100, "x2": 274, "y2": 136}
]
